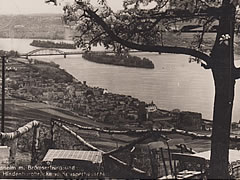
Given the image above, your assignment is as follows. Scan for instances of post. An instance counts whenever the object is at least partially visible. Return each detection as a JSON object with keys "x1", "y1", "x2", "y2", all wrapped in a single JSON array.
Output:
[
  {"x1": 1, "y1": 56, "x2": 5, "y2": 145},
  {"x1": 31, "y1": 127, "x2": 37, "y2": 165},
  {"x1": 31, "y1": 125, "x2": 40, "y2": 165},
  {"x1": 50, "y1": 119, "x2": 54, "y2": 144}
]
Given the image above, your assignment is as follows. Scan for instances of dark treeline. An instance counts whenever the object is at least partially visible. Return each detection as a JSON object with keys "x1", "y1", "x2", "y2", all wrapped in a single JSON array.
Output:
[
  {"x1": 82, "y1": 52, "x2": 154, "y2": 69},
  {"x1": 30, "y1": 40, "x2": 76, "y2": 49},
  {"x1": 0, "y1": 50, "x2": 20, "y2": 57}
]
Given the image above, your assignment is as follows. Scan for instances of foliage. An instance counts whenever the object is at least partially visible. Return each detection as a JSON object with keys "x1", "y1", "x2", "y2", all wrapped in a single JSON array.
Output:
[
  {"x1": 30, "y1": 40, "x2": 76, "y2": 49},
  {"x1": 62, "y1": 0, "x2": 225, "y2": 58},
  {"x1": 34, "y1": 59, "x2": 60, "y2": 68},
  {"x1": 0, "y1": 50, "x2": 20, "y2": 58},
  {"x1": 30, "y1": 63, "x2": 74, "y2": 83},
  {"x1": 82, "y1": 52, "x2": 154, "y2": 68}
]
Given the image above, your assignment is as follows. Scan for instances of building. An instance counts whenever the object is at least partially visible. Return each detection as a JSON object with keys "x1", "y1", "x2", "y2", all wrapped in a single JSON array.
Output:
[{"x1": 146, "y1": 101, "x2": 158, "y2": 113}]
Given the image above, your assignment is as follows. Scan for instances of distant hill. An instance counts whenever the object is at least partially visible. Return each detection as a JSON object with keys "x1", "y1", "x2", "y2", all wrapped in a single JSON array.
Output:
[{"x1": 0, "y1": 14, "x2": 74, "y2": 39}]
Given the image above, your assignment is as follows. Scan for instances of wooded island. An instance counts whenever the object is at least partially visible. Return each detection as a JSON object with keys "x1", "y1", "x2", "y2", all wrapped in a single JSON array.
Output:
[
  {"x1": 30, "y1": 40, "x2": 76, "y2": 49},
  {"x1": 82, "y1": 52, "x2": 154, "y2": 69}
]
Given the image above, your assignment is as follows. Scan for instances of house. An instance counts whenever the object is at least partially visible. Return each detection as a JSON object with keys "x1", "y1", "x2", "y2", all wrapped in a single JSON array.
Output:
[
  {"x1": 93, "y1": 88, "x2": 102, "y2": 96},
  {"x1": 55, "y1": 91, "x2": 64, "y2": 98},
  {"x1": 103, "y1": 89, "x2": 108, "y2": 95},
  {"x1": 75, "y1": 90, "x2": 84, "y2": 97},
  {"x1": 42, "y1": 92, "x2": 53, "y2": 100},
  {"x1": 146, "y1": 101, "x2": 158, "y2": 113},
  {"x1": 18, "y1": 88, "x2": 28, "y2": 94}
]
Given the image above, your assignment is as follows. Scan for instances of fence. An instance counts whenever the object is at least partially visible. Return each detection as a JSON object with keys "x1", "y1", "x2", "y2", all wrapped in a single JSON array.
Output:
[
  {"x1": 51, "y1": 119, "x2": 150, "y2": 178},
  {"x1": 51, "y1": 118, "x2": 240, "y2": 142},
  {"x1": 50, "y1": 118, "x2": 198, "y2": 178}
]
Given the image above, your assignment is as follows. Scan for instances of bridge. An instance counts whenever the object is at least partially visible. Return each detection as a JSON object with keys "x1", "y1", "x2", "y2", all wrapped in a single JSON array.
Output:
[
  {"x1": 20, "y1": 48, "x2": 142, "y2": 59},
  {"x1": 20, "y1": 48, "x2": 85, "y2": 59}
]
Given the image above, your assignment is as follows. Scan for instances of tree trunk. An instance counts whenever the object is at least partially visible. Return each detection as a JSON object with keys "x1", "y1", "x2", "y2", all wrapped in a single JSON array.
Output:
[{"x1": 209, "y1": 2, "x2": 236, "y2": 179}]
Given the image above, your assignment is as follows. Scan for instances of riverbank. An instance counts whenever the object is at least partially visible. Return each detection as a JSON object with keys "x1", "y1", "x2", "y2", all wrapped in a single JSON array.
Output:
[
  {"x1": 6, "y1": 57, "x2": 145, "y2": 127},
  {"x1": 5, "y1": 57, "x2": 208, "y2": 132},
  {"x1": 82, "y1": 52, "x2": 155, "y2": 69}
]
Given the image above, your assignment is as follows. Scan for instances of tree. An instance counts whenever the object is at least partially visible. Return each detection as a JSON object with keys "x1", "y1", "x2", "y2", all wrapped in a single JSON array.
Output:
[{"x1": 60, "y1": 0, "x2": 240, "y2": 178}]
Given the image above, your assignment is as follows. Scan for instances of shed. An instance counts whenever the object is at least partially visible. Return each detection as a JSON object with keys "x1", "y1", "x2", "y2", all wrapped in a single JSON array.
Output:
[
  {"x1": 43, "y1": 149, "x2": 102, "y2": 164},
  {"x1": 42, "y1": 149, "x2": 104, "y2": 177}
]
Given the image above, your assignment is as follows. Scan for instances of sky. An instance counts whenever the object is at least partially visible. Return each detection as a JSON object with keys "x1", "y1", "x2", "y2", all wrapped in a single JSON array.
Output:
[{"x1": 0, "y1": 0, "x2": 123, "y2": 15}]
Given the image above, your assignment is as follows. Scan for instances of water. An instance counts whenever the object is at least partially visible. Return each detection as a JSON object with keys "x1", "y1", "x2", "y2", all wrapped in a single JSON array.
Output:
[{"x1": 1, "y1": 38, "x2": 240, "y2": 122}]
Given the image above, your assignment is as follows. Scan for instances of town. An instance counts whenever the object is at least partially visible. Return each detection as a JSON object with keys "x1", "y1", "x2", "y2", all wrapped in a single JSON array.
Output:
[
  {"x1": 1, "y1": 0, "x2": 240, "y2": 179},
  {"x1": 5, "y1": 57, "x2": 206, "y2": 132}
]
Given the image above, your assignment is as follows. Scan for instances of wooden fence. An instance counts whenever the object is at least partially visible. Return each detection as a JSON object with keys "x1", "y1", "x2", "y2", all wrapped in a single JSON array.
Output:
[
  {"x1": 51, "y1": 119, "x2": 148, "y2": 178},
  {"x1": 51, "y1": 118, "x2": 240, "y2": 142}
]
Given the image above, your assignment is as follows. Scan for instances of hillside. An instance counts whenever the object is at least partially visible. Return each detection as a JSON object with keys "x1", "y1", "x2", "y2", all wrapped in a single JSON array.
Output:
[{"x1": 0, "y1": 14, "x2": 73, "y2": 39}]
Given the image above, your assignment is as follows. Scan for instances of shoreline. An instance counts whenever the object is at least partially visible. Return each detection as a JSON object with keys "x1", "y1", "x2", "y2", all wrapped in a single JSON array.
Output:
[
  {"x1": 8, "y1": 57, "x2": 209, "y2": 131},
  {"x1": 46, "y1": 58, "x2": 216, "y2": 131}
]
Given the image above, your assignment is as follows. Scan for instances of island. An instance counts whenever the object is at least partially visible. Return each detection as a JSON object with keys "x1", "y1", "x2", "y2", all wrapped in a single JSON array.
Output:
[
  {"x1": 82, "y1": 52, "x2": 155, "y2": 69},
  {"x1": 30, "y1": 40, "x2": 76, "y2": 49}
]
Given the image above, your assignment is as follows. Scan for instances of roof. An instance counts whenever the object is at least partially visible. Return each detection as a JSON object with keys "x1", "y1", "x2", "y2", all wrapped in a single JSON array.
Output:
[{"x1": 42, "y1": 149, "x2": 102, "y2": 164}]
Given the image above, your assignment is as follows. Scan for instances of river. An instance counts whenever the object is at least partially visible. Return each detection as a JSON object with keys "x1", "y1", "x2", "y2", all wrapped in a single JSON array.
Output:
[{"x1": 1, "y1": 38, "x2": 240, "y2": 122}]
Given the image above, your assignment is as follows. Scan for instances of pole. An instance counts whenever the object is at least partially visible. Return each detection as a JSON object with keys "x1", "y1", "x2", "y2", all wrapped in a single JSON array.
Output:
[
  {"x1": 31, "y1": 127, "x2": 38, "y2": 165},
  {"x1": 1, "y1": 56, "x2": 5, "y2": 145},
  {"x1": 50, "y1": 119, "x2": 54, "y2": 144}
]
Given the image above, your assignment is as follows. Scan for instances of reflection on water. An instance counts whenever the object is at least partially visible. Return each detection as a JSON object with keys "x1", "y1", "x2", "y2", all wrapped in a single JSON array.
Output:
[{"x1": 1, "y1": 38, "x2": 240, "y2": 121}]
